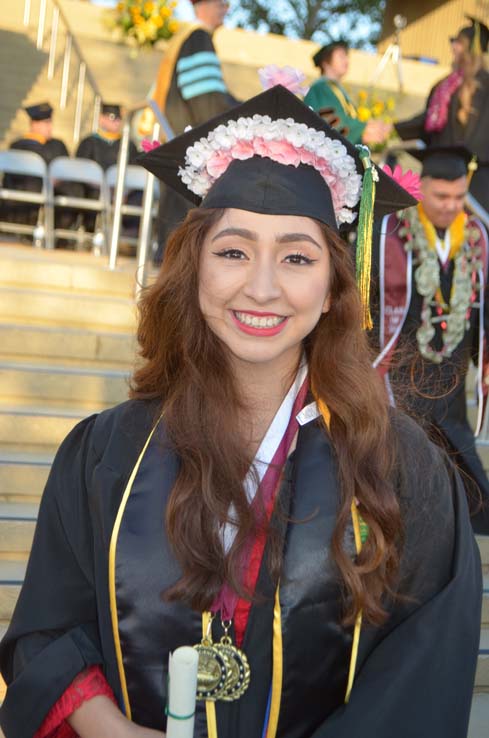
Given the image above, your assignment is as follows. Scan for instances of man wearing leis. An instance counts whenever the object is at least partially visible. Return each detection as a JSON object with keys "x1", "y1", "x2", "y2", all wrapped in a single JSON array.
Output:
[{"x1": 373, "y1": 146, "x2": 489, "y2": 535}]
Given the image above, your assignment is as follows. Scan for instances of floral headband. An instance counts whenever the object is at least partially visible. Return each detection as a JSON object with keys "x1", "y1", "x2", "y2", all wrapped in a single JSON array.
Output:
[{"x1": 177, "y1": 114, "x2": 363, "y2": 227}]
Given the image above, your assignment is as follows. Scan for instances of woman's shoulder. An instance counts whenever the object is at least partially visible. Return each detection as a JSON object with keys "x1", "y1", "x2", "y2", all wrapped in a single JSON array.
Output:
[{"x1": 52, "y1": 398, "x2": 161, "y2": 479}]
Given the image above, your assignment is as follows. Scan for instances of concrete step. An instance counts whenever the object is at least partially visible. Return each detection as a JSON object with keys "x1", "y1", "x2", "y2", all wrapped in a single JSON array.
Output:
[
  {"x1": 0, "y1": 320, "x2": 136, "y2": 365},
  {"x1": 0, "y1": 245, "x2": 137, "y2": 297},
  {"x1": 478, "y1": 537, "x2": 489, "y2": 567},
  {"x1": 0, "y1": 446, "x2": 52, "y2": 501},
  {"x1": 476, "y1": 629, "x2": 489, "y2": 689},
  {"x1": 483, "y1": 578, "x2": 489, "y2": 627},
  {"x1": 0, "y1": 357, "x2": 131, "y2": 406},
  {"x1": 0, "y1": 504, "x2": 37, "y2": 557},
  {"x1": 0, "y1": 403, "x2": 92, "y2": 448},
  {"x1": 0, "y1": 286, "x2": 136, "y2": 331},
  {"x1": 469, "y1": 693, "x2": 489, "y2": 737}
]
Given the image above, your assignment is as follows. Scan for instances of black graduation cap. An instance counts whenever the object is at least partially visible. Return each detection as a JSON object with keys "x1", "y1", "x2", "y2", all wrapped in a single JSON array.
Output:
[
  {"x1": 312, "y1": 40, "x2": 349, "y2": 69},
  {"x1": 139, "y1": 85, "x2": 416, "y2": 233},
  {"x1": 24, "y1": 102, "x2": 53, "y2": 121},
  {"x1": 452, "y1": 15, "x2": 489, "y2": 53},
  {"x1": 405, "y1": 146, "x2": 474, "y2": 180},
  {"x1": 101, "y1": 103, "x2": 122, "y2": 119}
]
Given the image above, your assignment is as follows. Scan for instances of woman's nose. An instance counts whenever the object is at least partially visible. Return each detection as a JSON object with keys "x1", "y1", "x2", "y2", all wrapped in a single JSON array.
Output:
[{"x1": 242, "y1": 261, "x2": 282, "y2": 303}]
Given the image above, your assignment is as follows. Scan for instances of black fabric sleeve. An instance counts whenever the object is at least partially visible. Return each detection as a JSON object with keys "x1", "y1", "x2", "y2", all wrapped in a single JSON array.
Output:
[
  {"x1": 308, "y1": 416, "x2": 482, "y2": 738},
  {"x1": 0, "y1": 416, "x2": 104, "y2": 738}
]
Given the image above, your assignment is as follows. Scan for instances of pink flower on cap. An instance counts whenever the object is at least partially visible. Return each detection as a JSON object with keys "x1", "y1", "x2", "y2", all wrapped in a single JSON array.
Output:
[
  {"x1": 382, "y1": 164, "x2": 423, "y2": 201},
  {"x1": 258, "y1": 65, "x2": 310, "y2": 97},
  {"x1": 141, "y1": 139, "x2": 160, "y2": 153}
]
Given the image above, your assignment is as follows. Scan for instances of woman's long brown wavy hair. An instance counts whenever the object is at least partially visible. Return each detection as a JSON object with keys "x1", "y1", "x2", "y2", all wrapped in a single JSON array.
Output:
[
  {"x1": 131, "y1": 207, "x2": 401, "y2": 626},
  {"x1": 456, "y1": 34, "x2": 486, "y2": 127}
]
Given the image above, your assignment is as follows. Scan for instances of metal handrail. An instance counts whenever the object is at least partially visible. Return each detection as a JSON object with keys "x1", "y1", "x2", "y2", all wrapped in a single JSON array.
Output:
[
  {"x1": 109, "y1": 101, "x2": 173, "y2": 288},
  {"x1": 24, "y1": 0, "x2": 102, "y2": 144}
]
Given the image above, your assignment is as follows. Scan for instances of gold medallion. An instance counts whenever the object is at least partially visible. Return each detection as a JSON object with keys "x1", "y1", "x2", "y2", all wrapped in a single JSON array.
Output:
[
  {"x1": 194, "y1": 642, "x2": 230, "y2": 701},
  {"x1": 216, "y1": 637, "x2": 251, "y2": 701}
]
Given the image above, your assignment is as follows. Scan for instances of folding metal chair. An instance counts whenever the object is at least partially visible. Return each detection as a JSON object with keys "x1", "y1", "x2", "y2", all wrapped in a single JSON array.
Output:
[
  {"x1": 48, "y1": 157, "x2": 110, "y2": 252},
  {"x1": 105, "y1": 164, "x2": 160, "y2": 249},
  {"x1": 0, "y1": 150, "x2": 50, "y2": 247}
]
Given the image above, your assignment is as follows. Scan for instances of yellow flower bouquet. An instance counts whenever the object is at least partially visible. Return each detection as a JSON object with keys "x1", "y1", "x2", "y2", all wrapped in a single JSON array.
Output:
[
  {"x1": 104, "y1": 1, "x2": 179, "y2": 50},
  {"x1": 356, "y1": 89, "x2": 396, "y2": 124}
]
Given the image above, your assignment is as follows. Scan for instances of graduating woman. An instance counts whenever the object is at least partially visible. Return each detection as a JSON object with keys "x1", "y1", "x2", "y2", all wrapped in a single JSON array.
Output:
[
  {"x1": 0, "y1": 85, "x2": 482, "y2": 738},
  {"x1": 395, "y1": 16, "x2": 489, "y2": 212}
]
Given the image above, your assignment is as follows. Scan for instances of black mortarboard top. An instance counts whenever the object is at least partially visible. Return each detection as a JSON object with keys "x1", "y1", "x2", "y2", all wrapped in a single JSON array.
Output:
[
  {"x1": 24, "y1": 102, "x2": 53, "y2": 121},
  {"x1": 312, "y1": 40, "x2": 349, "y2": 69},
  {"x1": 101, "y1": 103, "x2": 122, "y2": 119},
  {"x1": 452, "y1": 15, "x2": 489, "y2": 53},
  {"x1": 139, "y1": 85, "x2": 416, "y2": 233},
  {"x1": 405, "y1": 146, "x2": 474, "y2": 180}
]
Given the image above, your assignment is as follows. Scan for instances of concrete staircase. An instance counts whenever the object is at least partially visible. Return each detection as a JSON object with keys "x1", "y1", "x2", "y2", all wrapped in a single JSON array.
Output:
[{"x1": 0, "y1": 242, "x2": 138, "y2": 715}]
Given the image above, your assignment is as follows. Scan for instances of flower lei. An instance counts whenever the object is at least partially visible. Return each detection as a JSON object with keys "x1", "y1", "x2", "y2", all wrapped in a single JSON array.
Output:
[
  {"x1": 425, "y1": 71, "x2": 463, "y2": 133},
  {"x1": 178, "y1": 114, "x2": 362, "y2": 226},
  {"x1": 399, "y1": 204, "x2": 482, "y2": 364}
]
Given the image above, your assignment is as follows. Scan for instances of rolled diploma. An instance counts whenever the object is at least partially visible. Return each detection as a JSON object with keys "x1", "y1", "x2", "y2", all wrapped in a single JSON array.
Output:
[{"x1": 166, "y1": 646, "x2": 199, "y2": 738}]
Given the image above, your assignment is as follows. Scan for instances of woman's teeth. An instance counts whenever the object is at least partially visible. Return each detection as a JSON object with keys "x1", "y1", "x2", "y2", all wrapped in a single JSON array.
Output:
[{"x1": 234, "y1": 311, "x2": 285, "y2": 328}]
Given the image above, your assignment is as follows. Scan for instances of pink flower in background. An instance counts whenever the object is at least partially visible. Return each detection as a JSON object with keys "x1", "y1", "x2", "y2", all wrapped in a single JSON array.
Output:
[
  {"x1": 258, "y1": 65, "x2": 309, "y2": 97},
  {"x1": 382, "y1": 164, "x2": 423, "y2": 201},
  {"x1": 207, "y1": 150, "x2": 233, "y2": 178},
  {"x1": 141, "y1": 139, "x2": 160, "y2": 153}
]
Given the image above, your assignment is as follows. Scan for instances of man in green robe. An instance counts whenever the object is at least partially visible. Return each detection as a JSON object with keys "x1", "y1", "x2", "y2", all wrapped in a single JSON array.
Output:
[{"x1": 305, "y1": 41, "x2": 390, "y2": 146}]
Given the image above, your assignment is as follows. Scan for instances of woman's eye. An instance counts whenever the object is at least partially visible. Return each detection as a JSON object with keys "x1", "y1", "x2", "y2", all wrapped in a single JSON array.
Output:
[
  {"x1": 284, "y1": 253, "x2": 316, "y2": 265},
  {"x1": 212, "y1": 249, "x2": 247, "y2": 260}
]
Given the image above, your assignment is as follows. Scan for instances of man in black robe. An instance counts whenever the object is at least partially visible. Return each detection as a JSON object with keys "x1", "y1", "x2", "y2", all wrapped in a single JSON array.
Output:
[
  {"x1": 372, "y1": 146, "x2": 489, "y2": 534},
  {"x1": 76, "y1": 103, "x2": 138, "y2": 171},
  {"x1": 1, "y1": 102, "x2": 68, "y2": 227},
  {"x1": 394, "y1": 17, "x2": 489, "y2": 213},
  {"x1": 149, "y1": 0, "x2": 238, "y2": 263},
  {"x1": 76, "y1": 103, "x2": 139, "y2": 233}
]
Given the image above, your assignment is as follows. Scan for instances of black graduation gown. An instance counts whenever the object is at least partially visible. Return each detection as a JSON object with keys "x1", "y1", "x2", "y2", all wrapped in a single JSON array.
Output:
[
  {"x1": 155, "y1": 28, "x2": 238, "y2": 264},
  {"x1": 75, "y1": 134, "x2": 139, "y2": 232},
  {"x1": 395, "y1": 69, "x2": 489, "y2": 212},
  {"x1": 378, "y1": 251, "x2": 489, "y2": 534},
  {"x1": 0, "y1": 399, "x2": 482, "y2": 738},
  {"x1": 1, "y1": 137, "x2": 68, "y2": 225},
  {"x1": 75, "y1": 134, "x2": 138, "y2": 172}
]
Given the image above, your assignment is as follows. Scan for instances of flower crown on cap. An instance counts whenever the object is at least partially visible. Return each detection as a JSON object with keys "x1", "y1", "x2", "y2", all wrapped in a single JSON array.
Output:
[{"x1": 177, "y1": 114, "x2": 363, "y2": 226}]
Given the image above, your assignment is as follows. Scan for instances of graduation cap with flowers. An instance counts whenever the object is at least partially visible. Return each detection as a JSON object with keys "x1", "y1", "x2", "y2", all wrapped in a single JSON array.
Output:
[{"x1": 139, "y1": 84, "x2": 418, "y2": 327}]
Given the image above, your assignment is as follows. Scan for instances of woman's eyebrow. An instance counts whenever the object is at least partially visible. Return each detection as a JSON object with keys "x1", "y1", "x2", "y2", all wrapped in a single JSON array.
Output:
[
  {"x1": 276, "y1": 233, "x2": 323, "y2": 250},
  {"x1": 211, "y1": 227, "x2": 258, "y2": 242}
]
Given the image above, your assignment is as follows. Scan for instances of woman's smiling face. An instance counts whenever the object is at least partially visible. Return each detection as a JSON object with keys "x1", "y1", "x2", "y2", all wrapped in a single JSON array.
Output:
[{"x1": 199, "y1": 208, "x2": 332, "y2": 372}]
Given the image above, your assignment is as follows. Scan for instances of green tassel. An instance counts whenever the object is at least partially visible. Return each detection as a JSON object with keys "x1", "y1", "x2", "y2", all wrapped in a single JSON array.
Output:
[{"x1": 355, "y1": 145, "x2": 378, "y2": 330}]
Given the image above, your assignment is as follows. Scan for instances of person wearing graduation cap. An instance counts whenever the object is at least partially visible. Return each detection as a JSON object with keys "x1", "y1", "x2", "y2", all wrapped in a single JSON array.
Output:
[
  {"x1": 395, "y1": 16, "x2": 489, "y2": 212},
  {"x1": 304, "y1": 41, "x2": 391, "y2": 146},
  {"x1": 0, "y1": 86, "x2": 482, "y2": 738},
  {"x1": 372, "y1": 145, "x2": 489, "y2": 535},
  {"x1": 1, "y1": 102, "x2": 68, "y2": 226},
  {"x1": 75, "y1": 103, "x2": 139, "y2": 234},
  {"x1": 76, "y1": 104, "x2": 138, "y2": 171},
  {"x1": 147, "y1": 0, "x2": 238, "y2": 265}
]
